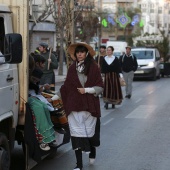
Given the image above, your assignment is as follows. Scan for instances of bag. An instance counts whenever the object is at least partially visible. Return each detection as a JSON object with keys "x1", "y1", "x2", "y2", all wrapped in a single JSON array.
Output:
[{"x1": 119, "y1": 77, "x2": 126, "y2": 86}]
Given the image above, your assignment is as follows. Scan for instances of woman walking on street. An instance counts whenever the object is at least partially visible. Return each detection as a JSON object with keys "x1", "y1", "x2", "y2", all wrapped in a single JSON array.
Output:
[
  {"x1": 51, "y1": 42, "x2": 103, "y2": 170},
  {"x1": 101, "y1": 46, "x2": 123, "y2": 109}
]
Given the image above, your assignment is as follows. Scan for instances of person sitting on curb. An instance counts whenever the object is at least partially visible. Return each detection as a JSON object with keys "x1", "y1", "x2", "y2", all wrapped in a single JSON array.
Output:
[{"x1": 28, "y1": 68, "x2": 56, "y2": 151}]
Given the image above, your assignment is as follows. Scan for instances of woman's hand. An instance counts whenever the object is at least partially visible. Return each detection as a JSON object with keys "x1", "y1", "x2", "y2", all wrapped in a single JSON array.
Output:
[
  {"x1": 77, "y1": 88, "x2": 85, "y2": 94},
  {"x1": 47, "y1": 98, "x2": 53, "y2": 103},
  {"x1": 48, "y1": 58, "x2": 51, "y2": 63}
]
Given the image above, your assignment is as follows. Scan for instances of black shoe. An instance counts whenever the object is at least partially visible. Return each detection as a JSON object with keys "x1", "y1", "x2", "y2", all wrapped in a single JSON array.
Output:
[
  {"x1": 89, "y1": 147, "x2": 96, "y2": 165},
  {"x1": 125, "y1": 95, "x2": 131, "y2": 99},
  {"x1": 49, "y1": 141, "x2": 58, "y2": 147},
  {"x1": 112, "y1": 104, "x2": 115, "y2": 109},
  {"x1": 104, "y1": 103, "x2": 108, "y2": 109}
]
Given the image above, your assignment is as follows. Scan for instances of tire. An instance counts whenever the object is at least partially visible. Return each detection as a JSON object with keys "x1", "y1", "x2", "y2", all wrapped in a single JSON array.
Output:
[
  {"x1": 0, "y1": 133, "x2": 10, "y2": 170},
  {"x1": 157, "y1": 73, "x2": 160, "y2": 79},
  {"x1": 152, "y1": 70, "x2": 156, "y2": 81}
]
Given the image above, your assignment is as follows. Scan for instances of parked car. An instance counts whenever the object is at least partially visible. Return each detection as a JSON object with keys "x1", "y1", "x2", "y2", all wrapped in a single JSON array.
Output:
[
  {"x1": 160, "y1": 62, "x2": 170, "y2": 77},
  {"x1": 131, "y1": 47, "x2": 161, "y2": 80}
]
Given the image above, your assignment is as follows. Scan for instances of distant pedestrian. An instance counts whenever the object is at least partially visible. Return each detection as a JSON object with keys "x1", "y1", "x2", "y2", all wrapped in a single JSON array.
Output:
[
  {"x1": 34, "y1": 47, "x2": 40, "y2": 54},
  {"x1": 119, "y1": 46, "x2": 138, "y2": 99},
  {"x1": 50, "y1": 42, "x2": 104, "y2": 170},
  {"x1": 95, "y1": 45, "x2": 106, "y2": 70},
  {"x1": 101, "y1": 46, "x2": 123, "y2": 109},
  {"x1": 38, "y1": 42, "x2": 58, "y2": 87}
]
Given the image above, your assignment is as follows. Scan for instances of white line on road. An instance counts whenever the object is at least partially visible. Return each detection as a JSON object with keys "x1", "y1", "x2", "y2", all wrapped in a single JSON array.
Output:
[
  {"x1": 101, "y1": 111, "x2": 111, "y2": 118},
  {"x1": 125, "y1": 105, "x2": 157, "y2": 119},
  {"x1": 135, "y1": 98, "x2": 142, "y2": 103},
  {"x1": 156, "y1": 85, "x2": 161, "y2": 89},
  {"x1": 102, "y1": 118, "x2": 114, "y2": 126},
  {"x1": 148, "y1": 91, "x2": 153, "y2": 94}
]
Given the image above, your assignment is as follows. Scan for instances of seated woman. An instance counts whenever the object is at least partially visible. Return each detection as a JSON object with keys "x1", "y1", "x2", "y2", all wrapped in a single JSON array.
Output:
[{"x1": 28, "y1": 68, "x2": 56, "y2": 151}]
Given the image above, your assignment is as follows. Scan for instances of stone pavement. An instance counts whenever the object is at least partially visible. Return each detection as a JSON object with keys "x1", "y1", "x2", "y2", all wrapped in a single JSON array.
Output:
[{"x1": 54, "y1": 63, "x2": 67, "y2": 83}]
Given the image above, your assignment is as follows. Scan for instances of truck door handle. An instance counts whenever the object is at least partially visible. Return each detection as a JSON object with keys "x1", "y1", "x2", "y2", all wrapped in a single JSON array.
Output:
[{"x1": 6, "y1": 77, "x2": 14, "y2": 81}]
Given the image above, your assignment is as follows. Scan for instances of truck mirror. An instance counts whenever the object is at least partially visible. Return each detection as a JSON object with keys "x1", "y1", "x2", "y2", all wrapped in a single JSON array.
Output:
[{"x1": 4, "y1": 33, "x2": 22, "y2": 63}]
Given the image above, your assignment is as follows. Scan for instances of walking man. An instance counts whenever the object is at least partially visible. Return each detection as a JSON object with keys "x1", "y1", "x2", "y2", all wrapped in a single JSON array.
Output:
[
  {"x1": 38, "y1": 42, "x2": 58, "y2": 87},
  {"x1": 119, "y1": 46, "x2": 138, "y2": 99}
]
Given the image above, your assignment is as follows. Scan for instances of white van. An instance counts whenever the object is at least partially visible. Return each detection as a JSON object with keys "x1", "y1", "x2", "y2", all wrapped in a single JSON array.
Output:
[
  {"x1": 106, "y1": 41, "x2": 127, "y2": 58},
  {"x1": 131, "y1": 48, "x2": 161, "y2": 80}
]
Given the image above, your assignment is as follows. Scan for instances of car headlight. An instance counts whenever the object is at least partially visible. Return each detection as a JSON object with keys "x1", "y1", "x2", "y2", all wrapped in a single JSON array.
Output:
[{"x1": 148, "y1": 62, "x2": 154, "y2": 67}]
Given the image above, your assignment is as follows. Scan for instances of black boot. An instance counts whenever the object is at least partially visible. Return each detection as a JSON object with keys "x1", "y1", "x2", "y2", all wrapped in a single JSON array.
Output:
[
  {"x1": 112, "y1": 104, "x2": 115, "y2": 109},
  {"x1": 104, "y1": 103, "x2": 108, "y2": 109},
  {"x1": 89, "y1": 146, "x2": 96, "y2": 165},
  {"x1": 74, "y1": 149, "x2": 83, "y2": 170},
  {"x1": 89, "y1": 146, "x2": 96, "y2": 158}
]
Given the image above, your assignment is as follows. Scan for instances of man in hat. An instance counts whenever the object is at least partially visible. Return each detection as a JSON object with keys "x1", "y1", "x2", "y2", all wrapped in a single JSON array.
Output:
[
  {"x1": 38, "y1": 42, "x2": 58, "y2": 87},
  {"x1": 119, "y1": 46, "x2": 138, "y2": 99}
]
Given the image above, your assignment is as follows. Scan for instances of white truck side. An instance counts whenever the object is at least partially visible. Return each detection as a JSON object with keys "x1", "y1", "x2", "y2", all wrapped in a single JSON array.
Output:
[
  {"x1": 106, "y1": 41, "x2": 127, "y2": 58},
  {"x1": 0, "y1": 1, "x2": 68, "y2": 169}
]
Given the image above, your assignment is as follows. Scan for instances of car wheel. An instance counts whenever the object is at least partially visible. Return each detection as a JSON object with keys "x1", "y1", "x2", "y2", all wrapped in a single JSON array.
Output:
[
  {"x1": 152, "y1": 71, "x2": 156, "y2": 81},
  {"x1": 157, "y1": 73, "x2": 160, "y2": 79},
  {"x1": 0, "y1": 133, "x2": 10, "y2": 170}
]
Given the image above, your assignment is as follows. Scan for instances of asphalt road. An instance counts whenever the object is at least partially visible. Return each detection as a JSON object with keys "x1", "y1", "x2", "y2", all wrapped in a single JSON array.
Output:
[{"x1": 11, "y1": 77, "x2": 170, "y2": 170}]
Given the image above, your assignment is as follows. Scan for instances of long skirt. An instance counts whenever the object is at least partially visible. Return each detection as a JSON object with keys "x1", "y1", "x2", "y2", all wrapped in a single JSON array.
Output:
[
  {"x1": 103, "y1": 72, "x2": 123, "y2": 105},
  {"x1": 28, "y1": 97, "x2": 55, "y2": 144},
  {"x1": 68, "y1": 111, "x2": 100, "y2": 152}
]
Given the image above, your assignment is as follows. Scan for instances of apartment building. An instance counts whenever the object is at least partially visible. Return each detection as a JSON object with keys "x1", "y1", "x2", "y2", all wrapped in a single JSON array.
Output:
[{"x1": 138, "y1": 0, "x2": 170, "y2": 35}]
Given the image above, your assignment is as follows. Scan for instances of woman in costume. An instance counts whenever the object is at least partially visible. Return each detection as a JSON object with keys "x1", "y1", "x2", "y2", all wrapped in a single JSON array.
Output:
[
  {"x1": 50, "y1": 42, "x2": 104, "y2": 170},
  {"x1": 101, "y1": 46, "x2": 123, "y2": 109}
]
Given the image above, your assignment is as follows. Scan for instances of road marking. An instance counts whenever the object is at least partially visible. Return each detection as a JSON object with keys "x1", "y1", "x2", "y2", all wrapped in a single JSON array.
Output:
[
  {"x1": 156, "y1": 85, "x2": 161, "y2": 89},
  {"x1": 102, "y1": 118, "x2": 114, "y2": 126},
  {"x1": 148, "y1": 91, "x2": 153, "y2": 94},
  {"x1": 101, "y1": 111, "x2": 111, "y2": 118},
  {"x1": 135, "y1": 98, "x2": 142, "y2": 103},
  {"x1": 125, "y1": 105, "x2": 157, "y2": 119}
]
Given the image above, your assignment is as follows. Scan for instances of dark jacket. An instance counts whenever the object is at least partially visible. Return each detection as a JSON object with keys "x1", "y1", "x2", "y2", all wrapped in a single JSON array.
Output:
[
  {"x1": 95, "y1": 52, "x2": 106, "y2": 70},
  {"x1": 101, "y1": 57, "x2": 122, "y2": 74},
  {"x1": 60, "y1": 62, "x2": 104, "y2": 118},
  {"x1": 119, "y1": 53, "x2": 138, "y2": 72}
]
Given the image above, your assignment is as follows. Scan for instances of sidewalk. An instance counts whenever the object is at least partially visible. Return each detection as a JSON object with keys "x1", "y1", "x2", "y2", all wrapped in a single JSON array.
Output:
[{"x1": 54, "y1": 63, "x2": 67, "y2": 83}]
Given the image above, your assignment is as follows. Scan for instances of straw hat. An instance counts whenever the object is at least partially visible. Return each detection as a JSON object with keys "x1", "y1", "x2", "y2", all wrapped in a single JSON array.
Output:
[{"x1": 68, "y1": 42, "x2": 96, "y2": 60}]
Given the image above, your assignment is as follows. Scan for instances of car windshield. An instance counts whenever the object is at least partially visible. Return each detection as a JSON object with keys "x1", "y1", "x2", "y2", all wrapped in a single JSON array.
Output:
[
  {"x1": 132, "y1": 50, "x2": 153, "y2": 59},
  {"x1": 114, "y1": 52, "x2": 121, "y2": 58}
]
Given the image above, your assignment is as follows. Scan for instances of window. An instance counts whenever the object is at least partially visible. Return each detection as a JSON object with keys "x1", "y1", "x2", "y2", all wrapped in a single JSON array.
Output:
[
  {"x1": 158, "y1": 7, "x2": 162, "y2": 14},
  {"x1": 150, "y1": 9, "x2": 154, "y2": 13},
  {"x1": 132, "y1": 50, "x2": 154, "y2": 59}
]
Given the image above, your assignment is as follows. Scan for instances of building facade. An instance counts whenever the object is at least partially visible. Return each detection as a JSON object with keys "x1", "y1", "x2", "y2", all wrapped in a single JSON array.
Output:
[{"x1": 29, "y1": 0, "x2": 56, "y2": 52}]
